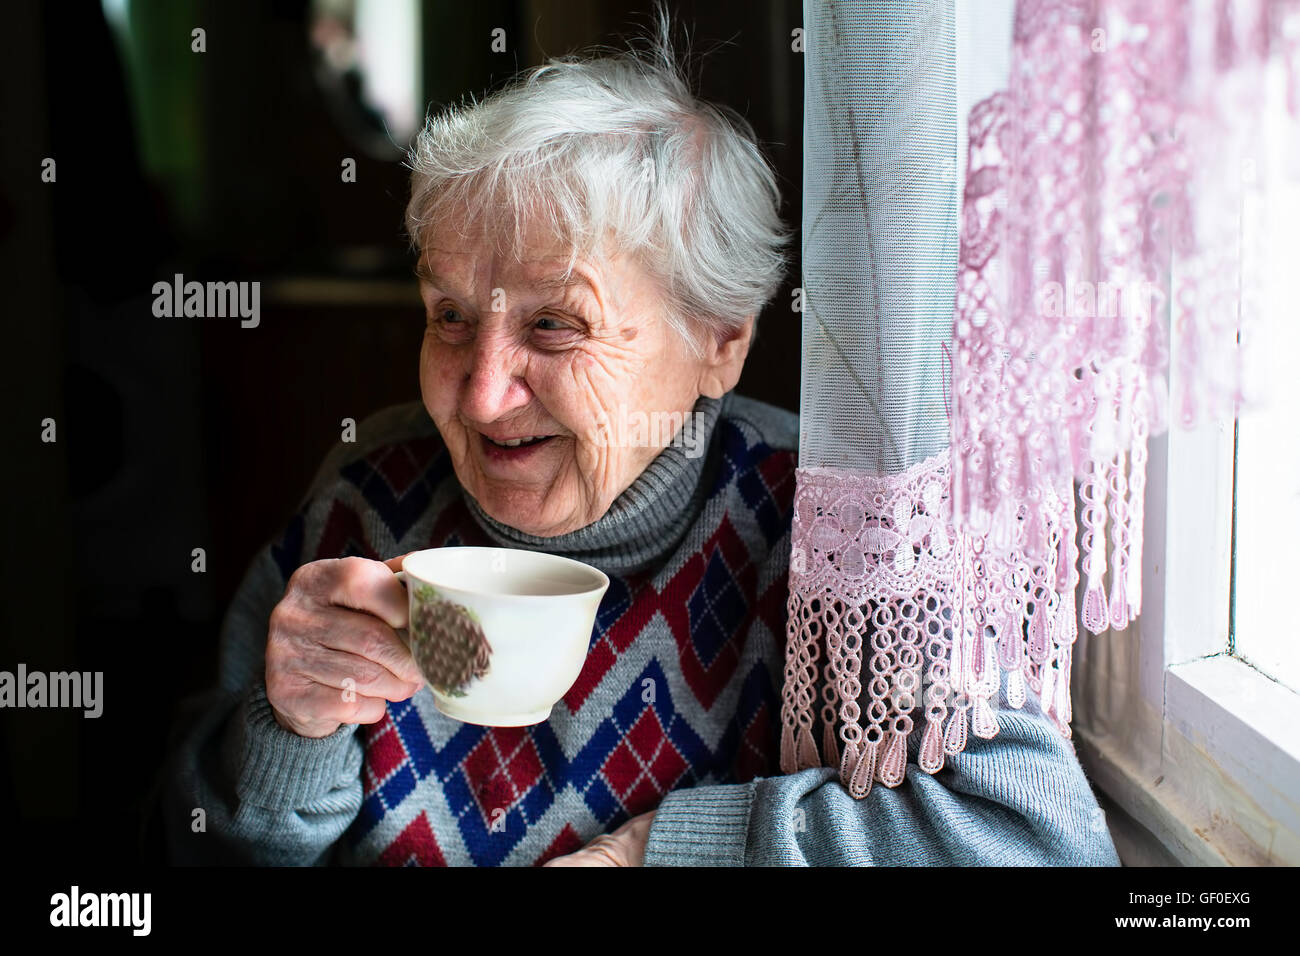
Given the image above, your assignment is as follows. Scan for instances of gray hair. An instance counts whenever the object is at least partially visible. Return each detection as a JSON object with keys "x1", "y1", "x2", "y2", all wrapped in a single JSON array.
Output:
[{"x1": 403, "y1": 14, "x2": 790, "y2": 358}]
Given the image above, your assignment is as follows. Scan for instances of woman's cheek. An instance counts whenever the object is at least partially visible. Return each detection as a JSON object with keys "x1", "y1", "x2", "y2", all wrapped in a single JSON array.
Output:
[
  {"x1": 418, "y1": 337, "x2": 444, "y2": 407},
  {"x1": 420, "y1": 340, "x2": 468, "y2": 462},
  {"x1": 559, "y1": 398, "x2": 619, "y2": 496},
  {"x1": 546, "y1": 351, "x2": 608, "y2": 432},
  {"x1": 547, "y1": 345, "x2": 642, "y2": 497}
]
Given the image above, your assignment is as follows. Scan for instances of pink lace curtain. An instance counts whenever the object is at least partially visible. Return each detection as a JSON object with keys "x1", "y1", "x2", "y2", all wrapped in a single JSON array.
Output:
[{"x1": 781, "y1": 0, "x2": 1299, "y2": 797}]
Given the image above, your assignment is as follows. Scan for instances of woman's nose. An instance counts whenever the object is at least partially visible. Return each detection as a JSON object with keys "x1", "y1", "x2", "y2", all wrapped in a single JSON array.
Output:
[{"x1": 460, "y1": 330, "x2": 532, "y2": 424}]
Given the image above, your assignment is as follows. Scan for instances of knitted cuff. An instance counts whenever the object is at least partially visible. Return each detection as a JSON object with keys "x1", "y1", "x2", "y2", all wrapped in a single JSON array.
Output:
[
  {"x1": 224, "y1": 681, "x2": 363, "y2": 811},
  {"x1": 642, "y1": 781, "x2": 757, "y2": 867}
]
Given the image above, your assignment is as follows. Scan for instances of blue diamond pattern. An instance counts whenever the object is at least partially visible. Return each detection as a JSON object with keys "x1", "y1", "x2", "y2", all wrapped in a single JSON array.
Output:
[
  {"x1": 340, "y1": 446, "x2": 449, "y2": 542},
  {"x1": 688, "y1": 550, "x2": 749, "y2": 668}
]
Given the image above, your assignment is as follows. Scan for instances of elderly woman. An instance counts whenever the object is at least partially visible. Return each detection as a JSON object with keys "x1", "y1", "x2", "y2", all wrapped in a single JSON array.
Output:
[{"x1": 163, "y1": 28, "x2": 1120, "y2": 867}]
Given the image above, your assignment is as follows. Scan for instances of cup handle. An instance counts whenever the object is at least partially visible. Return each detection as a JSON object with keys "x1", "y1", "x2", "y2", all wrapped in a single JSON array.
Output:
[{"x1": 394, "y1": 570, "x2": 408, "y2": 588}]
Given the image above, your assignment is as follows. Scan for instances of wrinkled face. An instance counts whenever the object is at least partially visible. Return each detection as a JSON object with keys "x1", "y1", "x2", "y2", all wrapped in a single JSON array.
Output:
[{"x1": 416, "y1": 220, "x2": 745, "y2": 537}]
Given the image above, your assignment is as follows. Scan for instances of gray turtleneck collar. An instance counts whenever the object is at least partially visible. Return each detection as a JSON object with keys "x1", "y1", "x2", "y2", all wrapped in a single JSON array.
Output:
[{"x1": 460, "y1": 392, "x2": 729, "y2": 576}]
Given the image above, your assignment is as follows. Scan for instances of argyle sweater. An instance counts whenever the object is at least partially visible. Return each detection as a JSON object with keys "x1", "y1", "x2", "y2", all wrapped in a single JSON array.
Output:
[{"x1": 163, "y1": 391, "x2": 1121, "y2": 866}]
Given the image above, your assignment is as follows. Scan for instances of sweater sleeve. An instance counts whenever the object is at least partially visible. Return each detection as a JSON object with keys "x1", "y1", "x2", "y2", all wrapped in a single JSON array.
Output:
[
  {"x1": 161, "y1": 539, "x2": 366, "y2": 865},
  {"x1": 642, "y1": 686, "x2": 1122, "y2": 867}
]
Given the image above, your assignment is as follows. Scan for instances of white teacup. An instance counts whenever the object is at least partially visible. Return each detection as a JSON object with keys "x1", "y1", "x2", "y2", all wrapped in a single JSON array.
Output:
[{"x1": 395, "y1": 547, "x2": 609, "y2": 726}]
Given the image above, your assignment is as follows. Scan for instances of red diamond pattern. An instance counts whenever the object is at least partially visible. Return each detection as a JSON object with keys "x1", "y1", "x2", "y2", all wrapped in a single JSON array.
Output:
[
  {"x1": 758, "y1": 450, "x2": 796, "y2": 499},
  {"x1": 372, "y1": 442, "x2": 423, "y2": 498},
  {"x1": 601, "y1": 709, "x2": 687, "y2": 811},
  {"x1": 317, "y1": 500, "x2": 376, "y2": 560},
  {"x1": 362, "y1": 712, "x2": 408, "y2": 796},
  {"x1": 377, "y1": 811, "x2": 445, "y2": 866},
  {"x1": 505, "y1": 733, "x2": 544, "y2": 793},
  {"x1": 464, "y1": 728, "x2": 543, "y2": 825},
  {"x1": 535, "y1": 824, "x2": 584, "y2": 865},
  {"x1": 602, "y1": 744, "x2": 641, "y2": 794},
  {"x1": 624, "y1": 776, "x2": 661, "y2": 814}
]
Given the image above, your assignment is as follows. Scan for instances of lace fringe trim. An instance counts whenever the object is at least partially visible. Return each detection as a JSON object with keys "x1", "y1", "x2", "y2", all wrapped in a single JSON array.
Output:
[{"x1": 779, "y1": 450, "x2": 1115, "y2": 797}]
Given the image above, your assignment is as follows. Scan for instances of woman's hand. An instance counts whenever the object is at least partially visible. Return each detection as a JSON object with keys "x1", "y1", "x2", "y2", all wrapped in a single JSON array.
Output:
[
  {"x1": 542, "y1": 811, "x2": 656, "y2": 867},
  {"x1": 265, "y1": 554, "x2": 424, "y2": 738}
]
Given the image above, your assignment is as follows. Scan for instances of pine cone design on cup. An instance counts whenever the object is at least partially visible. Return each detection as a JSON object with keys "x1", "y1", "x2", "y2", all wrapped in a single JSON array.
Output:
[{"x1": 410, "y1": 584, "x2": 492, "y2": 697}]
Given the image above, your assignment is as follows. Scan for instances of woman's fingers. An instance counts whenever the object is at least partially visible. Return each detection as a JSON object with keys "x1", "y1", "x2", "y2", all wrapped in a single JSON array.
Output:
[
  {"x1": 266, "y1": 555, "x2": 427, "y2": 739},
  {"x1": 283, "y1": 556, "x2": 421, "y2": 680},
  {"x1": 308, "y1": 604, "x2": 425, "y2": 687},
  {"x1": 301, "y1": 644, "x2": 424, "y2": 702},
  {"x1": 268, "y1": 679, "x2": 392, "y2": 738},
  {"x1": 300, "y1": 556, "x2": 411, "y2": 630}
]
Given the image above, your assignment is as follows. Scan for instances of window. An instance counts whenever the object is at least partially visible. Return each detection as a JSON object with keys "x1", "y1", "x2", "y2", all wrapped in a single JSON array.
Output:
[
  {"x1": 1232, "y1": 57, "x2": 1300, "y2": 694},
  {"x1": 1071, "y1": 58, "x2": 1300, "y2": 865}
]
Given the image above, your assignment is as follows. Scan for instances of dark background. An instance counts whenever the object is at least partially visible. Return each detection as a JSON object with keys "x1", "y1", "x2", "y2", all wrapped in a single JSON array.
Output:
[{"x1": 0, "y1": 0, "x2": 801, "y2": 862}]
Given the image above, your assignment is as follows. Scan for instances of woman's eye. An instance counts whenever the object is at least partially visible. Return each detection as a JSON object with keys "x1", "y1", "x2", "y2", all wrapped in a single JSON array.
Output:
[
  {"x1": 427, "y1": 304, "x2": 470, "y2": 342},
  {"x1": 535, "y1": 316, "x2": 567, "y2": 331}
]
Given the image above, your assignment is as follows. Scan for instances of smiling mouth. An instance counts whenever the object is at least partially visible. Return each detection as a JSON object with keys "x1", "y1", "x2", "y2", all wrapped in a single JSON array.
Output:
[
  {"x1": 478, "y1": 433, "x2": 560, "y2": 461},
  {"x1": 482, "y1": 434, "x2": 556, "y2": 448}
]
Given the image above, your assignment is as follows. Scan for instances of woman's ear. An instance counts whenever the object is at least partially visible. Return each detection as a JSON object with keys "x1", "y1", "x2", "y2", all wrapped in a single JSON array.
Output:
[{"x1": 696, "y1": 316, "x2": 755, "y2": 398}]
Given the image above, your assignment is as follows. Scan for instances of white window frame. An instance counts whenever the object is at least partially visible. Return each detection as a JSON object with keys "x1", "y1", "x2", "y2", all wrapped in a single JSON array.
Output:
[{"x1": 1072, "y1": 281, "x2": 1300, "y2": 865}]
